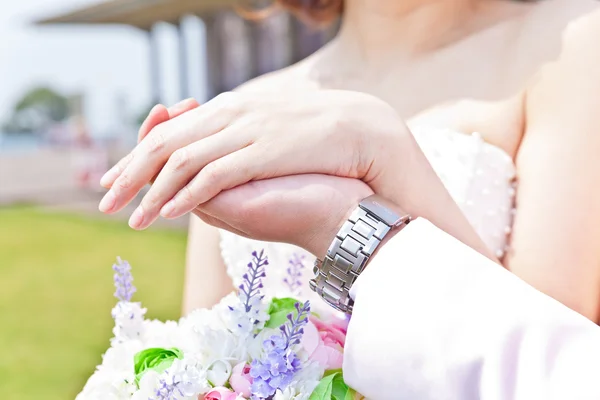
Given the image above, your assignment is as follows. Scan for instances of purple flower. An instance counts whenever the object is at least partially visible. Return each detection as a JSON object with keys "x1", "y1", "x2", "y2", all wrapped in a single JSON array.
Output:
[
  {"x1": 239, "y1": 250, "x2": 268, "y2": 313},
  {"x1": 250, "y1": 360, "x2": 271, "y2": 381},
  {"x1": 112, "y1": 257, "x2": 136, "y2": 302},
  {"x1": 283, "y1": 253, "x2": 305, "y2": 295},
  {"x1": 280, "y1": 302, "x2": 311, "y2": 349},
  {"x1": 250, "y1": 377, "x2": 272, "y2": 399},
  {"x1": 249, "y1": 301, "x2": 311, "y2": 399},
  {"x1": 263, "y1": 336, "x2": 286, "y2": 354},
  {"x1": 154, "y1": 376, "x2": 184, "y2": 399}
]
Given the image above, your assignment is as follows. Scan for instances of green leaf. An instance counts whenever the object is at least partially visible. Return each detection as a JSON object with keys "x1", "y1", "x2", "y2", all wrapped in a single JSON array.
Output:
[
  {"x1": 265, "y1": 297, "x2": 302, "y2": 328},
  {"x1": 311, "y1": 370, "x2": 355, "y2": 400},
  {"x1": 309, "y1": 372, "x2": 337, "y2": 400},
  {"x1": 133, "y1": 347, "x2": 183, "y2": 386},
  {"x1": 331, "y1": 372, "x2": 352, "y2": 400}
]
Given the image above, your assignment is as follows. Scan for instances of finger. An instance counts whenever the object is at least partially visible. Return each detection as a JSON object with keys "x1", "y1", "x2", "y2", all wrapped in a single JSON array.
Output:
[
  {"x1": 99, "y1": 151, "x2": 135, "y2": 189},
  {"x1": 167, "y1": 98, "x2": 200, "y2": 120},
  {"x1": 160, "y1": 147, "x2": 260, "y2": 219},
  {"x1": 144, "y1": 99, "x2": 202, "y2": 184},
  {"x1": 99, "y1": 104, "x2": 169, "y2": 189},
  {"x1": 138, "y1": 99, "x2": 200, "y2": 144},
  {"x1": 99, "y1": 100, "x2": 236, "y2": 214},
  {"x1": 138, "y1": 104, "x2": 170, "y2": 143},
  {"x1": 102, "y1": 99, "x2": 201, "y2": 190},
  {"x1": 129, "y1": 131, "x2": 250, "y2": 230}
]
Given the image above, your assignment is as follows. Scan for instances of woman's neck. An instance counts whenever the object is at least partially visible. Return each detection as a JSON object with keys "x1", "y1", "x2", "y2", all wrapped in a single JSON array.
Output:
[{"x1": 332, "y1": 0, "x2": 527, "y2": 67}]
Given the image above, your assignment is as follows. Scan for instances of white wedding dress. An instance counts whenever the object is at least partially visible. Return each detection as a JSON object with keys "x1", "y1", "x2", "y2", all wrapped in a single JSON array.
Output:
[{"x1": 219, "y1": 126, "x2": 517, "y2": 315}]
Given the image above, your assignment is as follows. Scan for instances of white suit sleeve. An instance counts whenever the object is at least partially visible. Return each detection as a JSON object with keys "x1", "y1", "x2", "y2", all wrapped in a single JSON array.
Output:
[{"x1": 343, "y1": 219, "x2": 600, "y2": 400}]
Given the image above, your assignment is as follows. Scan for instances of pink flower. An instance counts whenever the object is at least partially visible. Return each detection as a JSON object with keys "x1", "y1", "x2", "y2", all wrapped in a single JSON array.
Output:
[
  {"x1": 230, "y1": 362, "x2": 252, "y2": 397},
  {"x1": 202, "y1": 387, "x2": 238, "y2": 400},
  {"x1": 301, "y1": 315, "x2": 347, "y2": 370}
]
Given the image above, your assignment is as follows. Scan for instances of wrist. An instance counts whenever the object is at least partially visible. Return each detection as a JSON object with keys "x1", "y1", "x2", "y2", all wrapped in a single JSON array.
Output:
[
  {"x1": 310, "y1": 192, "x2": 410, "y2": 260},
  {"x1": 308, "y1": 192, "x2": 411, "y2": 314},
  {"x1": 307, "y1": 187, "x2": 375, "y2": 258},
  {"x1": 368, "y1": 123, "x2": 424, "y2": 220}
]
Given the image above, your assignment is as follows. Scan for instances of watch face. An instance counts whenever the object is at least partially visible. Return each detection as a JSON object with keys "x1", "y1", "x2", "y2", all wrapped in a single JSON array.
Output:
[{"x1": 359, "y1": 195, "x2": 410, "y2": 227}]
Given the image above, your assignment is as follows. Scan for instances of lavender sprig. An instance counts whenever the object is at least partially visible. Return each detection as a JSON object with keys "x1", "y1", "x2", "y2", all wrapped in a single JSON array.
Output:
[
  {"x1": 112, "y1": 257, "x2": 136, "y2": 302},
  {"x1": 280, "y1": 301, "x2": 311, "y2": 349},
  {"x1": 249, "y1": 301, "x2": 311, "y2": 399},
  {"x1": 283, "y1": 253, "x2": 305, "y2": 295},
  {"x1": 153, "y1": 373, "x2": 184, "y2": 399},
  {"x1": 239, "y1": 250, "x2": 268, "y2": 312}
]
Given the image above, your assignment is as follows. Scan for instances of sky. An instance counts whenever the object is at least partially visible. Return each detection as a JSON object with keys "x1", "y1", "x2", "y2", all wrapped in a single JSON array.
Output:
[{"x1": 0, "y1": 0, "x2": 207, "y2": 136}]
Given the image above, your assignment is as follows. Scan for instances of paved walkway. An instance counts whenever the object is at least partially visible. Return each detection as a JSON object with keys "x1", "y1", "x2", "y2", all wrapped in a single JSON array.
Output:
[{"x1": 0, "y1": 148, "x2": 189, "y2": 230}]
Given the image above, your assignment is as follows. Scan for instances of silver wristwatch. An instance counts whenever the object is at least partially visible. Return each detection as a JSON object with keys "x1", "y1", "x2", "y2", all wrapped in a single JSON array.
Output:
[{"x1": 309, "y1": 194, "x2": 411, "y2": 314}]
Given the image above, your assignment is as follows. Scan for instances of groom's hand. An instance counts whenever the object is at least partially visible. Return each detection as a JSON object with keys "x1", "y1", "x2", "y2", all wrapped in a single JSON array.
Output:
[{"x1": 196, "y1": 174, "x2": 374, "y2": 258}]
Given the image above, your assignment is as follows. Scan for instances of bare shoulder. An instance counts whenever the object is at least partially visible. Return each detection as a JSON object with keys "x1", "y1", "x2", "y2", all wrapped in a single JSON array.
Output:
[
  {"x1": 559, "y1": 7, "x2": 600, "y2": 56},
  {"x1": 523, "y1": 7, "x2": 600, "y2": 141},
  {"x1": 529, "y1": 6, "x2": 600, "y2": 96},
  {"x1": 235, "y1": 59, "x2": 320, "y2": 95},
  {"x1": 508, "y1": 0, "x2": 598, "y2": 67},
  {"x1": 527, "y1": 0, "x2": 599, "y2": 25}
]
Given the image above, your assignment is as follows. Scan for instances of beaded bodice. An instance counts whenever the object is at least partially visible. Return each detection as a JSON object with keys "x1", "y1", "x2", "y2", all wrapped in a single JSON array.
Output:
[{"x1": 219, "y1": 128, "x2": 517, "y2": 314}]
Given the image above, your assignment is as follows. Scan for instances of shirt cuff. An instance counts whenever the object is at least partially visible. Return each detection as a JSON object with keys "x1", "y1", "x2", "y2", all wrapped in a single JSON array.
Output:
[{"x1": 343, "y1": 218, "x2": 600, "y2": 400}]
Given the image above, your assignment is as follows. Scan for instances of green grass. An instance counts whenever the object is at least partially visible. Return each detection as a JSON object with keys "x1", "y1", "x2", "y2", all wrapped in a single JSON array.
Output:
[{"x1": 0, "y1": 206, "x2": 187, "y2": 400}]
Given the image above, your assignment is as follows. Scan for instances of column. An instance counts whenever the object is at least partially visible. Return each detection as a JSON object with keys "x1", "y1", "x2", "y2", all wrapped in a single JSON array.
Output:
[
  {"x1": 201, "y1": 13, "x2": 224, "y2": 99},
  {"x1": 178, "y1": 22, "x2": 189, "y2": 100},
  {"x1": 147, "y1": 25, "x2": 162, "y2": 105}
]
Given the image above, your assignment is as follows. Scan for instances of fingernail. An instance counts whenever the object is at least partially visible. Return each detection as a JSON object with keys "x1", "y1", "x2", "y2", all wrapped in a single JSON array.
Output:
[
  {"x1": 160, "y1": 200, "x2": 176, "y2": 218},
  {"x1": 129, "y1": 206, "x2": 145, "y2": 229},
  {"x1": 100, "y1": 167, "x2": 118, "y2": 188},
  {"x1": 98, "y1": 191, "x2": 116, "y2": 213}
]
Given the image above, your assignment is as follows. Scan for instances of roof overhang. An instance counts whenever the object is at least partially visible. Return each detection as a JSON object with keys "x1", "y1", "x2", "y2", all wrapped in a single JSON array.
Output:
[{"x1": 35, "y1": 0, "x2": 237, "y2": 30}]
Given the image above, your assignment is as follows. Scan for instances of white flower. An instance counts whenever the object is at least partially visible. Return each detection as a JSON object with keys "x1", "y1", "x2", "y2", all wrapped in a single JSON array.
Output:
[
  {"x1": 294, "y1": 361, "x2": 325, "y2": 385},
  {"x1": 142, "y1": 319, "x2": 180, "y2": 348},
  {"x1": 181, "y1": 305, "x2": 227, "y2": 332},
  {"x1": 132, "y1": 370, "x2": 161, "y2": 400},
  {"x1": 100, "y1": 340, "x2": 144, "y2": 373},
  {"x1": 193, "y1": 326, "x2": 247, "y2": 366},
  {"x1": 76, "y1": 368, "x2": 136, "y2": 400},
  {"x1": 220, "y1": 292, "x2": 270, "y2": 337},
  {"x1": 170, "y1": 357, "x2": 211, "y2": 396},
  {"x1": 272, "y1": 362, "x2": 324, "y2": 400},
  {"x1": 132, "y1": 358, "x2": 209, "y2": 400},
  {"x1": 111, "y1": 302, "x2": 147, "y2": 343},
  {"x1": 76, "y1": 338, "x2": 143, "y2": 399},
  {"x1": 206, "y1": 359, "x2": 232, "y2": 387},
  {"x1": 246, "y1": 326, "x2": 281, "y2": 360}
]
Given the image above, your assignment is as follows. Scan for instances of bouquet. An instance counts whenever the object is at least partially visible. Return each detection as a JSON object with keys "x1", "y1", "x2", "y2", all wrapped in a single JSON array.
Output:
[{"x1": 76, "y1": 250, "x2": 361, "y2": 400}]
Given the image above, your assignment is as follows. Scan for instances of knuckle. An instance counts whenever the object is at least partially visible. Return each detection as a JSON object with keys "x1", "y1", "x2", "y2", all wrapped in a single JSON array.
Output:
[
  {"x1": 115, "y1": 173, "x2": 132, "y2": 192},
  {"x1": 212, "y1": 91, "x2": 245, "y2": 114},
  {"x1": 179, "y1": 185, "x2": 194, "y2": 204},
  {"x1": 147, "y1": 129, "x2": 166, "y2": 154},
  {"x1": 142, "y1": 191, "x2": 160, "y2": 209},
  {"x1": 169, "y1": 149, "x2": 189, "y2": 172},
  {"x1": 213, "y1": 91, "x2": 238, "y2": 105},
  {"x1": 117, "y1": 153, "x2": 133, "y2": 170},
  {"x1": 202, "y1": 162, "x2": 223, "y2": 185}
]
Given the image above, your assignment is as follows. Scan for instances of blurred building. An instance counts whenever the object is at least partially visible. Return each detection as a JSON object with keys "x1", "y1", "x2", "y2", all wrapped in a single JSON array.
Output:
[{"x1": 36, "y1": 0, "x2": 339, "y2": 103}]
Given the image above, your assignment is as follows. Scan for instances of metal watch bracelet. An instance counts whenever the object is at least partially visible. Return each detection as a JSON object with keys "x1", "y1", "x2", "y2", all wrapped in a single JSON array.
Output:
[{"x1": 309, "y1": 194, "x2": 411, "y2": 314}]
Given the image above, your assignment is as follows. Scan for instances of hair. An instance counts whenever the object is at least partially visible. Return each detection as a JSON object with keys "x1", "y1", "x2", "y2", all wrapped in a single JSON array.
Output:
[
  {"x1": 269, "y1": 0, "x2": 537, "y2": 27},
  {"x1": 274, "y1": 0, "x2": 343, "y2": 26}
]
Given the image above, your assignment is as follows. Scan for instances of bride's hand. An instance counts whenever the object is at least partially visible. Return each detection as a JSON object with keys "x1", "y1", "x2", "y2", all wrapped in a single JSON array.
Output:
[
  {"x1": 194, "y1": 174, "x2": 374, "y2": 258},
  {"x1": 98, "y1": 91, "x2": 412, "y2": 230}
]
